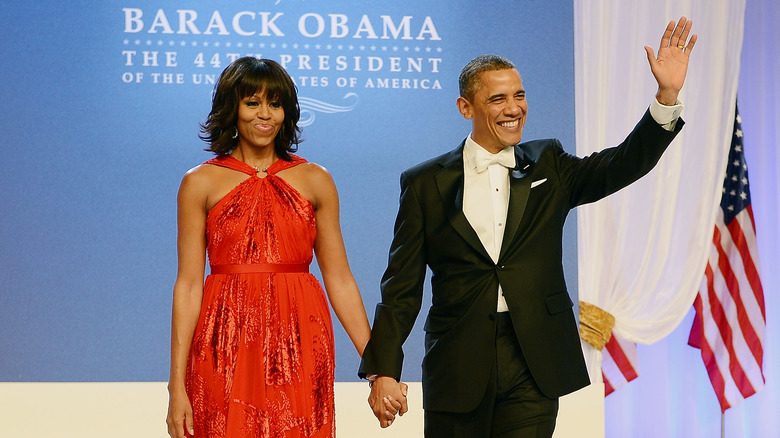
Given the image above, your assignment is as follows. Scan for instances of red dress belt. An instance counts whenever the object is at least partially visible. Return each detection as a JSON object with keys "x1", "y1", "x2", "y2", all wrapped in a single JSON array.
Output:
[{"x1": 209, "y1": 263, "x2": 310, "y2": 274}]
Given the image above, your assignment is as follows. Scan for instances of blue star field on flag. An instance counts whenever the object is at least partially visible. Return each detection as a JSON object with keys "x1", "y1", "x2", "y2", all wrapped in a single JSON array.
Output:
[{"x1": 720, "y1": 104, "x2": 752, "y2": 224}]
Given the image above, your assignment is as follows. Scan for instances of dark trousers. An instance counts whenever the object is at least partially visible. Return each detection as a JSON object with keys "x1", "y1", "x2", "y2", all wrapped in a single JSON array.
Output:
[{"x1": 424, "y1": 313, "x2": 559, "y2": 438}]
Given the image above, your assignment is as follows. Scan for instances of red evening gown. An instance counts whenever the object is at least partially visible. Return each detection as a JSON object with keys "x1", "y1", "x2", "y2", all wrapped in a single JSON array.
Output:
[{"x1": 186, "y1": 155, "x2": 335, "y2": 437}]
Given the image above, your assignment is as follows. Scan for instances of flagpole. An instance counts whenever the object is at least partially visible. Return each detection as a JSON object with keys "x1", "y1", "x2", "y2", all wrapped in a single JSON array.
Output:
[{"x1": 721, "y1": 413, "x2": 725, "y2": 438}]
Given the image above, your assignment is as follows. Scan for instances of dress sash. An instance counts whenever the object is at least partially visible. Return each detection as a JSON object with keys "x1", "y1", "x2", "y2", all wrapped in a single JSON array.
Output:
[{"x1": 210, "y1": 263, "x2": 310, "y2": 274}]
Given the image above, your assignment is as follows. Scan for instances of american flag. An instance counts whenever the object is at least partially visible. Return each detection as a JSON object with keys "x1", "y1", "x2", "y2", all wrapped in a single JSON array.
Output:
[
  {"x1": 601, "y1": 332, "x2": 638, "y2": 396},
  {"x1": 688, "y1": 103, "x2": 766, "y2": 412}
]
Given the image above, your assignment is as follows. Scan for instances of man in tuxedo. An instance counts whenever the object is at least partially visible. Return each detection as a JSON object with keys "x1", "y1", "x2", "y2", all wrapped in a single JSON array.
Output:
[{"x1": 360, "y1": 17, "x2": 697, "y2": 437}]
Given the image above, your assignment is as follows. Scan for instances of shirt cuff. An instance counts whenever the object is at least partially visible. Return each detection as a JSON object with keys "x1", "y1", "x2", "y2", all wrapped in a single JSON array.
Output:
[
  {"x1": 366, "y1": 374, "x2": 397, "y2": 387},
  {"x1": 649, "y1": 97, "x2": 684, "y2": 131}
]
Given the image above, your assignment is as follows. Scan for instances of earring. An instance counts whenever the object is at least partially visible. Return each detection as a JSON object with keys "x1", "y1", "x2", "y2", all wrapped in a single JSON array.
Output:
[{"x1": 231, "y1": 126, "x2": 238, "y2": 139}]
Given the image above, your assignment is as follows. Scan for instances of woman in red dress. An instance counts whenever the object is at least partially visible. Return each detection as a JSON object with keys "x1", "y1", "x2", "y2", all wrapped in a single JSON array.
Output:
[{"x1": 165, "y1": 57, "x2": 375, "y2": 437}]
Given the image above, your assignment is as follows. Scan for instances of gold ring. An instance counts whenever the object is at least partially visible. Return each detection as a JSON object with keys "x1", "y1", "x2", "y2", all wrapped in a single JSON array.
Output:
[{"x1": 677, "y1": 45, "x2": 685, "y2": 49}]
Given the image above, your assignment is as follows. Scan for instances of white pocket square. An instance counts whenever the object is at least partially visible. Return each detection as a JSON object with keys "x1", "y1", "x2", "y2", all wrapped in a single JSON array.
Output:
[{"x1": 530, "y1": 178, "x2": 547, "y2": 188}]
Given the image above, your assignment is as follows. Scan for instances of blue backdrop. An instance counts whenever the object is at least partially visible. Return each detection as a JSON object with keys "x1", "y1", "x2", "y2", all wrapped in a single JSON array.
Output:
[{"x1": 0, "y1": 0, "x2": 574, "y2": 382}]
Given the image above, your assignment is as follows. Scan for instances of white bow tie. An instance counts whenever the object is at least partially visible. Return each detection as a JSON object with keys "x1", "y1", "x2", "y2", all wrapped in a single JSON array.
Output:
[{"x1": 474, "y1": 147, "x2": 516, "y2": 173}]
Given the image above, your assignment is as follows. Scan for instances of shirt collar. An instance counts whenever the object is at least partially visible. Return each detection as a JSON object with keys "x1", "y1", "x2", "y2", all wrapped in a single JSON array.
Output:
[{"x1": 464, "y1": 134, "x2": 516, "y2": 172}]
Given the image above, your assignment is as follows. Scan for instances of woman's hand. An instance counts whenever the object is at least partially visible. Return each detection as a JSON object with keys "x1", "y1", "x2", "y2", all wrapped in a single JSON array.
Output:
[{"x1": 166, "y1": 387, "x2": 194, "y2": 438}]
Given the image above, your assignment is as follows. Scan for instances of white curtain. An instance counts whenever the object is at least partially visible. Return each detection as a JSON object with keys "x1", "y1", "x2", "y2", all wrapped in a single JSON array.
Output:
[
  {"x1": 589, "y1": 0, "x2": 780, "y2": 436},
  {"x1": 574, "y1": 0, "x2": 745, "y2": 385}
]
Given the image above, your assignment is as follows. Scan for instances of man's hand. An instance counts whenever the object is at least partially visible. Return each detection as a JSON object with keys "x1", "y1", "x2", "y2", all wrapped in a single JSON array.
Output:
[
  {"x1": 367, "y1": 376, "x2": 409, "y2": 428},
  {"x1": 645, "y1": 16, "x2": 698, "y2": 105}
]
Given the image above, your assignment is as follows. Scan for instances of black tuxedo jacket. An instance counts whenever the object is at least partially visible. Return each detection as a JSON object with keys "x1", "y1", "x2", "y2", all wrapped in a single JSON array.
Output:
[{"x1": 359, "y1": 110, "x2": 684, "y2": 413}]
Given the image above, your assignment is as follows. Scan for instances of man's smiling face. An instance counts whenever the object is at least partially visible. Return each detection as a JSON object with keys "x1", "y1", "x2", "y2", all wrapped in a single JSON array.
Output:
[{"x1": 458, "y1": 68, "x2": 527, "y2": 153}]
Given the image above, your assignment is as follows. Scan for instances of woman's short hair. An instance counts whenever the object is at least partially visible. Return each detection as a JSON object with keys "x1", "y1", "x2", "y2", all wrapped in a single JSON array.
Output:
[
  {"x1": 200, "y1": 57, "x2": 301, "y2": 159},
  {"x1": 458, "y1": 54, "x2": 517, "y2": 101}
]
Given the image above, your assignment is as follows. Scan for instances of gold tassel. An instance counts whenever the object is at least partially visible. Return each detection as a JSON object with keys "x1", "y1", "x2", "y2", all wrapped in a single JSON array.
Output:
[{"x1": 579, "y1": 301, "x2": 615, "y2": 351}]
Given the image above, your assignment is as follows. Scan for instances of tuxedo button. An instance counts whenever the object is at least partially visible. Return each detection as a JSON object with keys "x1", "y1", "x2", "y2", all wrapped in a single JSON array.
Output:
[
  {"x1": 488, "y1": 314, "x2": 496, "y2": 321},
  {"x1": 496, "y1": 265, "x2": 505, "y2": 270}
]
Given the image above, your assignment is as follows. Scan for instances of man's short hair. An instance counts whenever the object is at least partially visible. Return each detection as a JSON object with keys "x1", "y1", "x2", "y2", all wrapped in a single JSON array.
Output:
[{"x1": 458, "y1": 55, "x2": 517, "y2": 100}]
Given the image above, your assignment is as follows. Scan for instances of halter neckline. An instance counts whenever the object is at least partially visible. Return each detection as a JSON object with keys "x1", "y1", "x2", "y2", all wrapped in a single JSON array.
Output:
[{"x1": 205, "y1": 154, "x2": 307, "y2": 176}]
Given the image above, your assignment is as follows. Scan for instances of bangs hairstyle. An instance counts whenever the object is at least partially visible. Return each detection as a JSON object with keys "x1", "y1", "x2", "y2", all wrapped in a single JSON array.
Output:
[
  {"x1": 458, "y1": 54, "x2": 516, "y2": 101},
  {"x1": 200, "y1": 57, "x2": 302, "y2": 158}
]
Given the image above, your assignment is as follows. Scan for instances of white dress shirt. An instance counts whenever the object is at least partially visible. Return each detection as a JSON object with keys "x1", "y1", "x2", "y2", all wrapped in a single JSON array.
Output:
[
  {"x1": 463, "y1": 137, "x2": 515, "y2": 312},
  {"x1": 462, "y1": 98, "x2": 683, "y2": 312}
]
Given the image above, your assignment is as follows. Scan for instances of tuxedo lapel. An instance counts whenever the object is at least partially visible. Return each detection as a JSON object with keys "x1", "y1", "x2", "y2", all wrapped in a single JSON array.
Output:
[
  {"x1": 434, "y1": 143, "x2": 492, "y2": 261},
  {"x1": 499, "y1": 145, "x2": 533, "y2": 258}
]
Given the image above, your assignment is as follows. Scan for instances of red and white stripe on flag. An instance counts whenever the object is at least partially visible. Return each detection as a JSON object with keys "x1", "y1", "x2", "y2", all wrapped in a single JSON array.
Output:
[
  {"x1": 601, "y1": 332, "x2": 639, "y2": 396},
  {"x1": 688, "y1": 104, "x2": 765, "y2": 412}
]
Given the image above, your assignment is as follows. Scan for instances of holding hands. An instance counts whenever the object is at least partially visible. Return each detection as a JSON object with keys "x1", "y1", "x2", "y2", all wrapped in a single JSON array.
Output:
[
  {"x1": 645, "y1": 16, "x2": 698, "y2": 105},
  {"x1": 368, "y1": 376, "x2": 409, "y2": 428}
]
